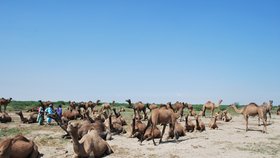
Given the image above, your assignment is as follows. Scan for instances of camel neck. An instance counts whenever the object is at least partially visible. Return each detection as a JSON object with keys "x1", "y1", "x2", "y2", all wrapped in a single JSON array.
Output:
[{"x1": 232, "y1": 106, "x2": 243, "y2": 114}]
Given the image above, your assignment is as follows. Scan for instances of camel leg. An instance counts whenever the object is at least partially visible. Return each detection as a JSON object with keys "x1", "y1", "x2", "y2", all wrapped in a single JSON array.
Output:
[
  {"x1": 4, "y1": 105, "x2": 7, "y2": 112},
  {"x1": 245, "y1": 116, "x2": 249, "y2": 132},
  {"x1": 0, "y1": 105, "x2": 2, "y2": 113},
  {"x1": 262, "y1": 118, "x2": 267, "y2": 133},
  {"x1": 258, "y1": 117, "x2": 261, "y2": 126},
  {"x1": 159, "y1": 124, "x2": 166, "y2": 144},
  {"x1": 143, "y1": 109, "x2": 148, "y2": 120}
]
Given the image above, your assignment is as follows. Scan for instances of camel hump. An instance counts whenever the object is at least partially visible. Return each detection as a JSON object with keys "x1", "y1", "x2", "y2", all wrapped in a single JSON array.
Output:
[
  {"x1": 249, "y1": 102, "x2": 258, "y2": 106},
  {"x1": 13, "y1": 135, "x2": 30, "y2": 143},
  {"x1": 206, "y1": 101, "x2": 211, "y2": 104}
]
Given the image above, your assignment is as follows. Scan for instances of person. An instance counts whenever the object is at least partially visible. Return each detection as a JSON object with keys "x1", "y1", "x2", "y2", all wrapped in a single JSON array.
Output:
[
  {"x1": 45, "y1": 104, "x2": 54, "y2": 125},
  {"x1": 56, "y1": 104, "x2": 63, "y2": 119},
  {"x1": 37, "y1": 104, "x2": 44, "y2": 125}
]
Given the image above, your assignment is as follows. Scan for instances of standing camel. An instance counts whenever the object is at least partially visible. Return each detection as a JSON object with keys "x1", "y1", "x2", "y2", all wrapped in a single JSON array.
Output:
[
  {"x1": 141, "y1": 104, "x2": 180, "y2": 146},
  {"x1": 202, "y1": 99, "x2": 223, "y2": 117},
  {"x1": 261, "y1": 100, "x2": 273, "y2": 121},
  {"x1": 0, "y1": 97, "x2": 12, "y2": 112},
  {"x1": 126, "y1": 99, "x2": 147, "y2": 120},
  {"x1": 229, "y1": 103, "x2": 267, "y2": 133}
]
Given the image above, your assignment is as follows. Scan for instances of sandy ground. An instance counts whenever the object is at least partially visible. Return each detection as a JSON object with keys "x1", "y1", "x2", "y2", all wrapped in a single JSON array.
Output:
[{"x1": 1, "y1": 113, "x2": 279, "y2": 158}]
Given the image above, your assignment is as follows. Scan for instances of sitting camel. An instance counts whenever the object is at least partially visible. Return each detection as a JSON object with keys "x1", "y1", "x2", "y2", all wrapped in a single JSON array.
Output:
[
  {"x1": 195, "y1": 115, "x2": 205, "y2": 132},
  {"x1": 208, "y1": 114, "x2": 218, "y2": 129},
  {"x1": 16, "y1": 111, "x2": 38, "y2": 124},
  {"x1": 168, "y1": 121, "x2": 185, "y2": 139},
  {"x1": 0, "y1": 112, "x2": 12, "y2": 123},
  {"x1": 67, "y1": 122, "x2": 113, "y2": 158},
  {"x1": 185, "y1": 114, "x2": 195, "y2": 132},
  {"x1": 229, "y1": 103, "x2": 267, "y2": 133},
  {"x1": 130, "y1": 117, "x2": 161, "y2": 141},
  {"x1": 126, "y1": 99, "x2": 148, "y2": 120},
  {"x1": 0, "y1": 97, "x2": 12, "y2": 112},
  {"x1": 0, "y1": 135, "x2": 42, "y2": 158},
  {"x1": 202, "y1": 99, "x2": 223, "y2": 117}
]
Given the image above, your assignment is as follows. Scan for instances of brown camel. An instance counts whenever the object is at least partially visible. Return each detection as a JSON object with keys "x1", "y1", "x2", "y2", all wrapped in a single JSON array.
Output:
[
  {"x1": 261, "y1": 100, "x2": 273, "y2": 121},
  {"x1": 15, "y1": 111, "x2": 37, "y2": 124},
  {"x1": 62, "y1": 109, "x2": 82, "y2": 120},
  {"x1": 202, "y1": 99, "x2": 223, "y2": 117},
  {"x1": 185, "y1": 114, "x2": 195, "y2": 132},
  {"x1": 38, "y1": 100, "x2": 52, "y2": 111},
  {"x1": 229, "y1": 103, "x2": 267, "y2": 133},
  {"x1": 0, "y1": 112, "x2": 12, "y2": 123},
  {"x1": 130, "y1": 117, "x2": 161, "y2": 141},
  {"x1": 208, "y1": 114, "x2": 219, "y2": 129},
  {"x1": 0, "y1": 97, "x2": 12, "y2": 112},
  {"x1": 67, "y1": 122, "x2": 113, "y2": 158},
  {"x1": 108, "y1": 114, "x2": 126, "y2": 135},
  {"x1": 146, "y1": 103, "x2": 158, "y2": 112},
  {"x1": 126, "y1": 99, "x2": 148, "y2": 120},
  {"x1": 195, "y1": 115, "x2": 205, "y2": 132},
  {"x1": 85, "y1": 100, "x2": 100, "y2": 111},
  {"x1": 168, "y1": 121, "x2": 185, "y2": 139},
  {"x1": 141, "y1": 104, "x2": 180, "y2": 146},
  {"x1": 171, "y1": 101, "x2": 188, "y2": 122},
  {"x1": 0, "y1": 135, "x2": 42, "y2": 158}
]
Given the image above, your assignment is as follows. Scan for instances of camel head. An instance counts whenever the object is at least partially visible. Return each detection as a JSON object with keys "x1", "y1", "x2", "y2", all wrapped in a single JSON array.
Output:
[
  {"x1": 38, "y1": 100, "x2": 42, "y2": 103},
  {"x1": 229, "y1": 103, "x2": 237, "y2": 108},
  {"x1": 125, "y1": 99, "x2": 131, "y2": 104},
  {"x1": 66, "y1": 121, "x2": 79, "y2": 133},
  {"x1": 8, "y1": 98, "x2": 12, "y2": 102},
  {"x1": 96, "y1": 100, "x2": 101, "y2": 105},
  {"x1": 269, "y1": 100, "x2": 273, "y2": 105}
]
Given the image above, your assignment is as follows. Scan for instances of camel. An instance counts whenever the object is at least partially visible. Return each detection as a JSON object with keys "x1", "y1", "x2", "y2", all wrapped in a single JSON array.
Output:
[
  {"x1": 130, "y1": 117, "x2": 161, "y2": 141},
  {"x1": 141, "y1": 104, "x2": 180, "y2": 146},
  {"x1": 208, "y1": 114, "x2": 218, "y2": 129},
  {"x1": 0, "y1": 135, "x2": 42, "y2": 158},
  {"x1": 185, "y1": 114, "x2": 195, "y2": 132},
  {"x1": 171, "y1": 101, "x2": 188, "y2": 122},
  {"x1": 108, "y1": 114, "x2": 126, "y2": 135},
  {"x1": 261, "y1": 100, "x2": 273, "y2": 121},
  {"x1": 85, "y1": 100, "x2": 100, "y2": 111},
  {"x1": 15, "y1": 111, "x2": 38, "y2": 124},
  {"x1": 195, "y1": 115, "x2": 205, "y2": 132},
  {"x1": 189, "y1": 108, "x2": 197, "y2": 116},
  {"x1": 126, "y1": 99, "x2": 148, "y2": 120},
  {"x1": 0, "y1": 97, "x2": 12, "y2": 112},
  {"x1": 221, "y1": 110, "x2": 232, "y2": 122},
  {"x1": 62, "y1": 109, "x2": 82, "y2": 120},
  {"x1": 0, "y1": 112, "x2": 12, "y2": 123},
  {"x1": 229, "y1": 103, "x2": 267, "y2": 133},
  {"x1": 38, "y1": 100, "x2": 52, "y2": 111},
  {"x1": 146, "y1": 103, "x2": 158, "y2": 112},
  {"x1": 202, "y1": 99, "x2": 223, "y2": 117},
  {"x1": 67, "y1": 122, "x2": 113, "y2": 158},
  {"x1": 277, "y1": 106, "x2": 280, "y2": 115},
  {"x1": 168, "y1": 121, "x2": 185, "y2": 139}
]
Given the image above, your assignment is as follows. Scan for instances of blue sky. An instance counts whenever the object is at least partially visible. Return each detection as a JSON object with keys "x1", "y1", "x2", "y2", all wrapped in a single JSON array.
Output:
[{"x1": 0, "y1": 1, "x2": 279, "y2": 105}]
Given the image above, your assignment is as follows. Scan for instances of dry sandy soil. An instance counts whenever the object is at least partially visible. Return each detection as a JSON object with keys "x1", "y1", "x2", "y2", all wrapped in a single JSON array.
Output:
[{"x1": 0, "y1": 113, "x2": 279, "y2": 158}]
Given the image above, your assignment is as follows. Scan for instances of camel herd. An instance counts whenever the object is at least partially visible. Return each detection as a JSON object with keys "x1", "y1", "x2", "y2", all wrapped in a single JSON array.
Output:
[{"x1": 0, "y1": 97, "x2": 279, "y2": 158}]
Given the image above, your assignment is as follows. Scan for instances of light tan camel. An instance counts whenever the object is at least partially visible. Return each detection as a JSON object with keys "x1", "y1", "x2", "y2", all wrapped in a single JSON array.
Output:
[
  {"x1": 261, "y1": 100, "x2": 273, "y2": 121},
  {"x1": 15, "y1": 111, "x2": 38, "y2": 124},
  {"x1": 229, "y1": 103, "x2": 267, "y2": 133},
  {"x1": 202, "y1": 99, "x2": 223, "y2": 117},
  {"x1": 195, "y1": 115, "x2": 205, "y2": 132},
  {"x1": 126, "y1": 99, "x2": 147, "y2": 120},
  {"x1": 141, "y1": 104, "x2": 180, "y2": 145},
  {"x1": 185, "y1": 114, "x2": 195, "y2": 132},
  {"x1": 208, "y1": 114, "x2": 218, "y2": 129},
  {"x1": 0, "y1": 112, "x2": 12, "y2": 123},
  {"x1": 0, "y1": 135, "x2": 41, "y2": 158},
  {"x1": 67, "y1": 122, "x2": 113, "y2": 158},
  {"x1": 0, "y1": 97, "x2": 12, "y2": 112}
]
